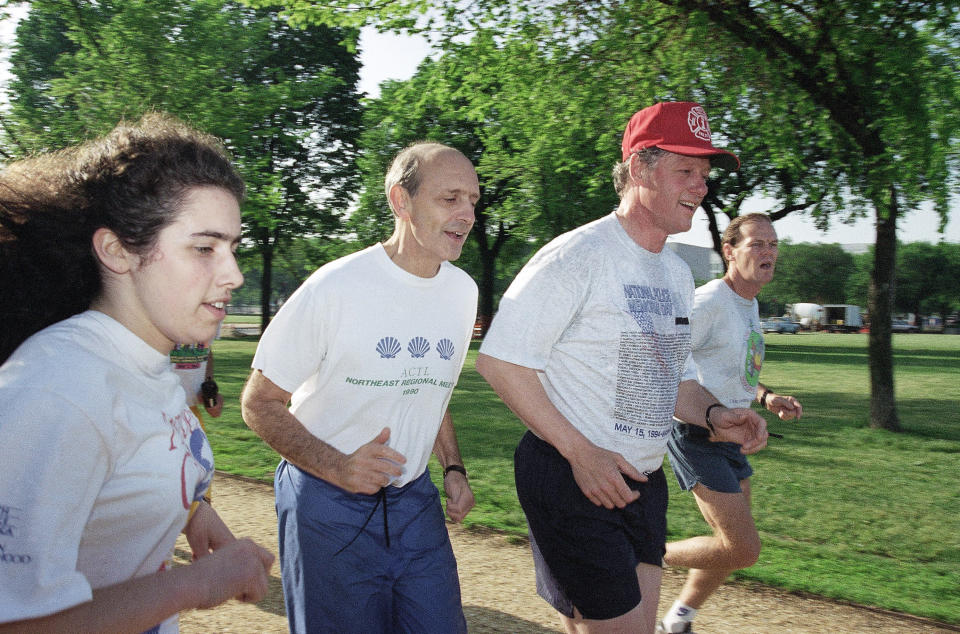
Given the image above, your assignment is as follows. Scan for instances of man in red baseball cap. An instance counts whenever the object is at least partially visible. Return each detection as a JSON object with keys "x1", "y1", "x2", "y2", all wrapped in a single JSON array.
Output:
[{"x1": 476, "y1": 102, "x2": 765, "y2": 634}]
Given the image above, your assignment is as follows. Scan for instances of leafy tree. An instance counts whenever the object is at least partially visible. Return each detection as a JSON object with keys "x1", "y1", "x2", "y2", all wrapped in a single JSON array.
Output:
[
  {"x1": 225, "y1": 8, "x2": 363, "y2": 329},
  {"x1": 350, "y1": 34, "x2": 621, "y2": 330},
  {"x1": 233, "y1": 235, "x2": 358, "y2": 308},
  {"x1": 257, "y1": 0, "x2": 959, "y2": 431},
  {"x1": 846, "y1": 250, "x2": 874, "y2": 309},
  {"x1": 894, "y1": 242, "x2": 960, "y2": 319},
  {"x1": 651, "y1": 1, "x2": 959, "y2": 432},
  {"x1": 2, "y1": 0, "x2": 363, "y2": 330},
  {"x1": 930, "y1": 244, "x2": 960, "y2": 317},
  {"x1": 759, "y1": 242, "x2": 856, "y2": 309}
]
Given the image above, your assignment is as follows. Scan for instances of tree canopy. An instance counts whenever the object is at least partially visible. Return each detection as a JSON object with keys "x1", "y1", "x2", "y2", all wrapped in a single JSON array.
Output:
[
  {"x1": 8, "y1": 0, "x2": 956, "y2": 429},
  {"x1": 758, "y1": 243, "x2": 856, "y2": 311},
  {"x1": 3, "y1": 0, "x2": 364, "y2": 329},
  {"x1": 758, "y1": 240, "x2": 960, "y2": 323},
  {"x1": 256, "y1": 0, "x2": 959, "y2": 430},
  {"x1": 349, "y1": 33, "x2": 626, "y2": 326}
]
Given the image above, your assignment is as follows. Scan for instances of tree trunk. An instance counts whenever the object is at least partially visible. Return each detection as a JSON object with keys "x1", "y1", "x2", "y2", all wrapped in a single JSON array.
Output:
[
  {"x1": 478, "y1": 246, "x2": 496, "y2": 337},
  {"x1": 867, "y1": 186, "x2": 901, "y2": 431},
  {"x1": 661, "y1": 0, "x2": 910, "y2": 433},
  {"x1": 260, "y1": 241, "x2": 274, "y2": 334},
  {"x1": 470, "y1": 203, "x2": 509, "y2": 338},
  {"x1": 700, "y1": 200, "x2": 727, "y2": 272}
]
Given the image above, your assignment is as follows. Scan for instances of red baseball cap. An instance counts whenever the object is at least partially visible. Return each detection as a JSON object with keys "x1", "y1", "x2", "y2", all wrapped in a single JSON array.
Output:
[{"x1": 621, "y1": 101, "x2": 740, "y2": 171}]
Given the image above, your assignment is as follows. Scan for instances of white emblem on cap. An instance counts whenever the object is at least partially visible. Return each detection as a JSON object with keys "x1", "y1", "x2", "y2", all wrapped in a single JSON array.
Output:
[{"x1": 687, "y1": 106, "x2": 711, "y2": 142}]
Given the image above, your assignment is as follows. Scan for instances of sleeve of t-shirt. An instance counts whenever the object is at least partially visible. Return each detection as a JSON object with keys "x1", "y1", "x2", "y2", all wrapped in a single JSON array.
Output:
[
  {"x1": 679, "y1": 275, "x2": 706, "y2": 384},
  {"x1": 251, "y1": 273, "x2": 329, "y2": 394},
  {"x1": 690, "y1": 284, "x2": 720, "y2": 355},
  {"x1": 480, "y1": 245, "x2": 588, "y2": 371},
  {"x1": 0, "y1": 393, "x2": 109, "y2": 622},
  {"x1": 690, "y1": 284, "x2": 735, "y2": 381}
]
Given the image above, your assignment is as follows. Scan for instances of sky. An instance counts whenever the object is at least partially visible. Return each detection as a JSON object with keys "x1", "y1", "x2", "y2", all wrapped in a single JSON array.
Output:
[
  {"x1": 356, "y1": 28, "x2": 960, "y2": 248},
  {"x1": 1, "y1": 14, "x2": 955, "y2": 247}
]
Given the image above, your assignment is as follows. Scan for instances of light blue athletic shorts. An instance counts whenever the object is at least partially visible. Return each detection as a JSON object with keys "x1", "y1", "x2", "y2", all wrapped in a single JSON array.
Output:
[
  {"x1": 666, "y1": 423, "x2": 753, "y2": 493},
  {"x1": 275, "y1": 460, "x2": 467, "y2": 634}
]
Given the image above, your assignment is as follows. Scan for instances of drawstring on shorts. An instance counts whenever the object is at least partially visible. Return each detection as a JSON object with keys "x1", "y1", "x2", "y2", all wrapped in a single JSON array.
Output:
[{"x1": 334, "y1": 487, "x2": 390, "y2": 556}]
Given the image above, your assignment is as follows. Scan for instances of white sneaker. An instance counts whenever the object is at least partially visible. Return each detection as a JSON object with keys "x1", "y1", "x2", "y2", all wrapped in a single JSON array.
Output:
[{"x1": 656, "y1": 621, "x2": 696, "y2": 634}]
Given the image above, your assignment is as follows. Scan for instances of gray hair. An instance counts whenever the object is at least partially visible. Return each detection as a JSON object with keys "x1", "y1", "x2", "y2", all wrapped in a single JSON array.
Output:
[
  {"x1": 612, "y1": 147, "x2": 668, "y2": 198},
  {"x1": 384, "y1": 142, "x2": 457, "y2": 213}
]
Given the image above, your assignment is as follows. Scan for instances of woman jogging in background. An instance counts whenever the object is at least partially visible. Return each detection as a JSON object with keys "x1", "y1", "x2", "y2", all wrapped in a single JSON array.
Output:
[{"x1": 0, "y1": 113, "x2": 273, "y2": 633}]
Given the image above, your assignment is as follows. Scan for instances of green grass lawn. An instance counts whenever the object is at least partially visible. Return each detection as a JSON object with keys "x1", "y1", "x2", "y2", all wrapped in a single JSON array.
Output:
[
  {"x1": 223, "y1": 313, "x2": 260, "y2": 324},
  {"x1": 209, "y1": 332, "x2": 960, "y2": 625}
]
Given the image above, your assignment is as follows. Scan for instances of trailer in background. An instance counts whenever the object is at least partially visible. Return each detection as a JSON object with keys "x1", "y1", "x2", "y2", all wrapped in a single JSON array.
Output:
[{"x1": 821, "y1": 304, "x2": 863, "y2": 332}]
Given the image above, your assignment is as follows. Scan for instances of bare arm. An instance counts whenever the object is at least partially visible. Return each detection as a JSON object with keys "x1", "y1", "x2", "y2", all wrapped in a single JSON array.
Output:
[
  {"x1": 0, "y1": 505, "x2": 273, "y2": 634},
  {"x1": 183, "y1": 499, "x2": 236, "y2": 560},
  {"x1": 240, "y1": 370, "x2": 406, "y2": 494},
  {"x1": 675, "y1": 380, "x2": 769, "y2": 454},
  {"x1": 475, "y1": 353, "x2": 643, "y2": 509},
  {"x1": 432, "y1": 408, "x2": 475, "y2": 522},
  {"x1": 756, "y1": 383, "x2": 803, "y2": 420}
]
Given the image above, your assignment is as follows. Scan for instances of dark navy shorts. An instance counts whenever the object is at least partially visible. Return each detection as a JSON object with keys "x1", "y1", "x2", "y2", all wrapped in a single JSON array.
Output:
[
  {"x1": 666, "y1": 423, "x2": 753, "y2": 493},
  {"x1": 514, "y1": 431, "x2": 668, "y2": 621},
  {"x1": 275, "y1": 460, "x2": 467, "y2": 634}
]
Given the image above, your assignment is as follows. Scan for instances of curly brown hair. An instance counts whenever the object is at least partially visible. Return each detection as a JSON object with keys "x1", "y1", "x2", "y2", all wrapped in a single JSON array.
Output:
[{"x1": 0, "y1": 112, "x2": 244, "y2": 362}]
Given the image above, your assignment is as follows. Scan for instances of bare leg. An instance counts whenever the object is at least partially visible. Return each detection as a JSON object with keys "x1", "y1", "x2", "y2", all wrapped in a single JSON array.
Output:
[
  {"x1": 663, "y1": 479, "x2": 759, "y2": 610},
  {"x1": 558, "y1": 563, "x2": 662, "y2": 634},
  {"x1": 559, "y1": 612, "x2": 580, "y2": 634}
]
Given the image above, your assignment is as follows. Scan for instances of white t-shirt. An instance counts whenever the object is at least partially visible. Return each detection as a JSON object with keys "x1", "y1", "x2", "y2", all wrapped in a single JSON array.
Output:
[
  {"x1": 252, "y1": 244, "x2": 478, "y2": 486},
  {"x1": 0, "y1": 311, "x2": 214, "y2": 632},
  {"x1": 689, "y1": 278, "x2": 764, "y2": 409},
  {"x1": 480, "y1": 213, "x2": 698, "y2": 475}
]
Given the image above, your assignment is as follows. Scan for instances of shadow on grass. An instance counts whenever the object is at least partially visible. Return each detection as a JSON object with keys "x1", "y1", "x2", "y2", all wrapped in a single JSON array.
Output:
[
  {"x1": 762, "y1": 389, "x2": 960, "y2": 443},
  {"x1": 767, "y1": 342, "x2": 959, "y2": 371}
]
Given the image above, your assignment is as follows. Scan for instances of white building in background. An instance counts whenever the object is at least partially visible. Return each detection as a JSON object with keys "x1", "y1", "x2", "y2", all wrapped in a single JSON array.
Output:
[
  {"x1": 666, "y1": 242, "x2": 724, "y2": 282},
  {"x1": 839, "y1": 243, "x2": 871, "y2": 255}
]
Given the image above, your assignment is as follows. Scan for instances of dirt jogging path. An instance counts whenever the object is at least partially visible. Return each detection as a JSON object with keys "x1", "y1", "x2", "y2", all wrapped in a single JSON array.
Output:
[{"x1": 174, "y1": 472, "x2": 958, "y2": 633}]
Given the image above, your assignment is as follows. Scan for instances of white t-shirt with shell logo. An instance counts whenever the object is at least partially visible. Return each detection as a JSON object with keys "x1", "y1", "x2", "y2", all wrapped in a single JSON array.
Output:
[{"x1": 252, "y1": 244, "x2": 478, "y2": 487}]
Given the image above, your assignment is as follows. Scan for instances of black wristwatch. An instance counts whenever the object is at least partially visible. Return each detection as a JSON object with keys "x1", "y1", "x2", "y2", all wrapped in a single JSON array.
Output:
[{"x1": 443, "y1": 464, "x2": 468, "y2": 480}]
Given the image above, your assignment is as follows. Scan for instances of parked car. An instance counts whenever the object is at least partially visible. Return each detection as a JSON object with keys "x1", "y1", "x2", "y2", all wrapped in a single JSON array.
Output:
[
  {"x1": 891, "y1": 319, "x2": 919, "y2": 333},
  {"x1": 761, "y1": 317, "x2": 800, "y2": 334}
]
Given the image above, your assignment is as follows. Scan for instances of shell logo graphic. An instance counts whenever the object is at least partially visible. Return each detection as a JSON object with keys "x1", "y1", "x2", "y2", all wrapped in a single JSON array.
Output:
[
  {"x1": 376, "y1": 336, "x2": 402, "y2": 358},
  {"x1": 687, "y1": 106, "x2": 712, "y2": 142},
  {"x1": 437, "y1": 338, "x2": 455, "y2": 360},
  {"x1": 407, "y1": 336, "x2": 431, "y2": 358}
]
